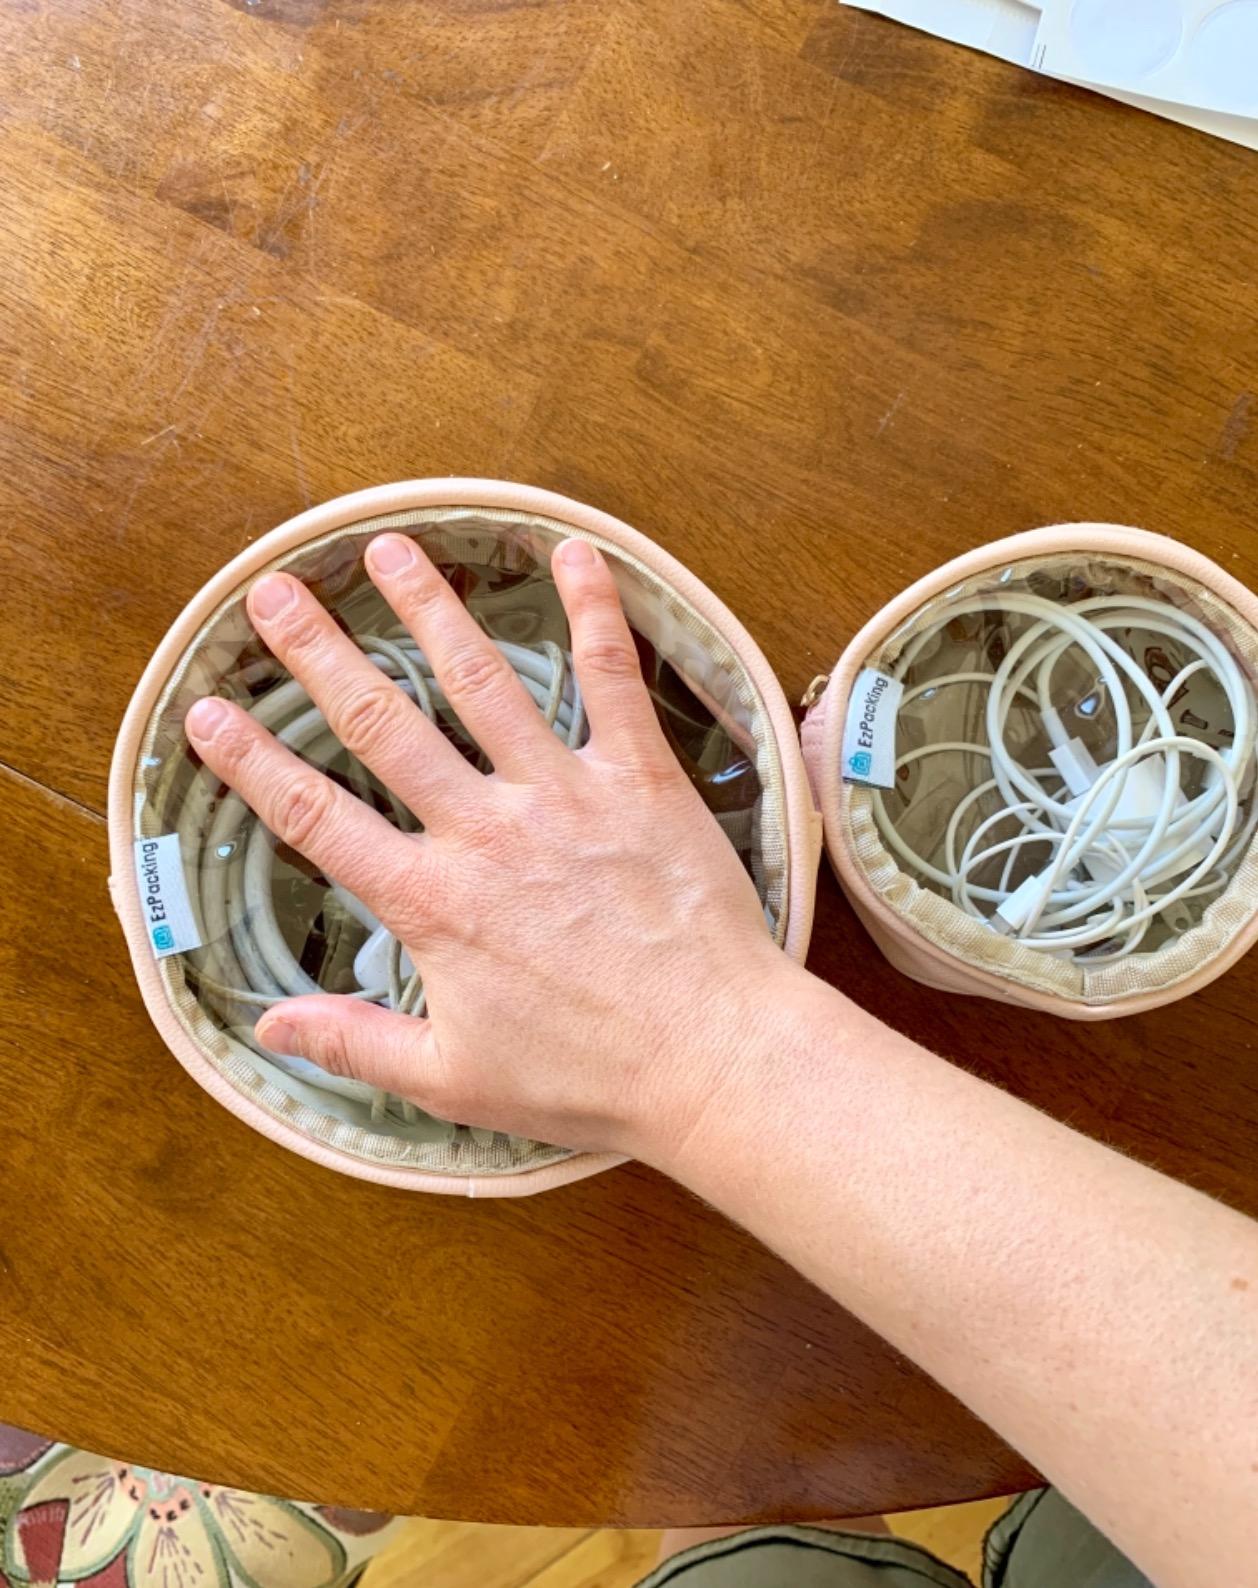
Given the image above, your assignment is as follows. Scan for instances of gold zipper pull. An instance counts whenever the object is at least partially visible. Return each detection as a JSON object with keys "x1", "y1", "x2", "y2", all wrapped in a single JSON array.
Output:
[{"x1": 800, "y1": 673, "x2": 830, "y2": 709}]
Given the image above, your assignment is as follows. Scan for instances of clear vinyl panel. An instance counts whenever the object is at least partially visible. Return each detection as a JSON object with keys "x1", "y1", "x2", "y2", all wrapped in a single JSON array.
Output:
[
  {"x1": 134, "y1": 510, "x2": 779, "y2": 1168},
  {"x1": 866, "y1": 554, "x2": 1258, "y2": 968}
]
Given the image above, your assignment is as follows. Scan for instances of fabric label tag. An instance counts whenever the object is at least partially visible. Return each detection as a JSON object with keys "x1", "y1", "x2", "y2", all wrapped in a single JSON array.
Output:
[
  {"x1": 842, "y1": 668, "x2": 903, "y2": 788},
  {"x1": 133, "y1": 833, "x2": 202, "y2": 958}
]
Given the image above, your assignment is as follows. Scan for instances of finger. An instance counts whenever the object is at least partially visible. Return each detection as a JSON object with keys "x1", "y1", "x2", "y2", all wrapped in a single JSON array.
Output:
[
  {"x1": 245, "y1": 571, "x2": 480, "y2": 830},
  {"x1": 365, "y1": 534, "x2": 566, "y2": 780},
  {"x1": 255, "y1": 995, "x2": 449, "y2": 1112},
  {"x1": 550, "y1": 538, "x2": 672, "y2": 763},
  {"x1": 186, "y1": 695, "x2": 425, "y2": 931}
]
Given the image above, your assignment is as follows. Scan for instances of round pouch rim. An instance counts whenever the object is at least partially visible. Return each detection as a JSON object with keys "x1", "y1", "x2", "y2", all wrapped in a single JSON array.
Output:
[
  {"x1": 109, "y1": 477, "x2": 820, "y2": 1194},
  {"x1": 802, "y1": 522, "x2": 1258, "y2": 1021}
]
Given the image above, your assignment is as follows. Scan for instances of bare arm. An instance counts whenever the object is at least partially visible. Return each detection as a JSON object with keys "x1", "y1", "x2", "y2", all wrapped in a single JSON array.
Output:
[
  {"x1": 662, "y1": 970, "x2": 1258, "y2": 1587},
  {"x1": 187, "y1": 536, "x2": 1258, "y2": 1588}
]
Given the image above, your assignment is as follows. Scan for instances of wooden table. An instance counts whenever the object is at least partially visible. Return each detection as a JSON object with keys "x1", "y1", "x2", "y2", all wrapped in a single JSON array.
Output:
[{"x1": 2, "y1": 0, "x2": 1257, "y2": 1528}]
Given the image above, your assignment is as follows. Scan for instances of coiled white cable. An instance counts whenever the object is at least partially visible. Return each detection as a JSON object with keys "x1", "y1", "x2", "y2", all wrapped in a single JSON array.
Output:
[
  {"x1": 872, "y1": 591, "x2": 1258, "y2": 962},
  {"x1": 180, "y1": 633, "x2": 586, "y2": 1123}
]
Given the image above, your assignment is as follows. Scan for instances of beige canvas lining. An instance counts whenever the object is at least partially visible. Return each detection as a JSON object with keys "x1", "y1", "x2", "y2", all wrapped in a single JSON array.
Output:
[
  {"x1": 134, "y1": 505, "x2": 791, "y2": 1175},
  {"x1": 844, "y1": 552, "x2": 1258, "y2": 1006}
]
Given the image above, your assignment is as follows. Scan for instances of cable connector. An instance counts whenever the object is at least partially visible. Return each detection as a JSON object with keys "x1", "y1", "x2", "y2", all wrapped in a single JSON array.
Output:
[
  {"x1": 354, "y1": 923, "x2": 414, "y2": 992},
  {"x1": 992, "y1": 867, "x2": 1056, "y2": 934},
  {"x1": 1049, "y1": 735, "x2": 1101, "y2": 798}
]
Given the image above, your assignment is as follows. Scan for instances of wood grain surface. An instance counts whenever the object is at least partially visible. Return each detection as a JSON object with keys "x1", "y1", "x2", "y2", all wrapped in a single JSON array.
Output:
[{"x1": 1, "y1": 0, "x2": 1256, "y2": 1527}]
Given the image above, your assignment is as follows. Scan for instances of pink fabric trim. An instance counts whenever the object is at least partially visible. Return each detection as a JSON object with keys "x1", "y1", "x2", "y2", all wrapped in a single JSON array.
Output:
[
  {"x1": 799, "y1": 696, "x2": 828, "y2": 810},
  {"x1": 110, "y1": 480, "x2": 817, "y2": 1193},
  {"x1": 804, "y1": 524, "x2": 1258, "y2": 1020}
]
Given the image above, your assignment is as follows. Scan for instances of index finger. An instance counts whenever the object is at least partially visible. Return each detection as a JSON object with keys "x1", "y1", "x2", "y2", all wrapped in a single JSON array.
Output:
[{"x1": 185, "y1": 695, "x2": 428, "y2": 936}]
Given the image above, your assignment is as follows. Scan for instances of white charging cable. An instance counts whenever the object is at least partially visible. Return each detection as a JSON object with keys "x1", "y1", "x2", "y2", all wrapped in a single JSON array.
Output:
[
  {"x1": 871, "y1": 592, "x2": 1258, "y2": 962},
  {"x1": 179, "y1": 633, "x2": 586, "y2": 1121}
]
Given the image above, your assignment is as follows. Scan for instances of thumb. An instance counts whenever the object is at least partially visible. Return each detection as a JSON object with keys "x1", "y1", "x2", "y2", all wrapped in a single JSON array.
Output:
[{"x1": 256, "y1": 995, "x2": 442, "y2": 1109}]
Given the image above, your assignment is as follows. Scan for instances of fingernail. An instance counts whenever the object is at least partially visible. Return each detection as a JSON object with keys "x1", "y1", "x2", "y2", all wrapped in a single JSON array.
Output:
[
  {"x1": 251, "y1": 574, "x2": 296, "y2": 620},
  {"x1": 186, "y1": 697, "x2": 229, "y2": 740},
  {"x1": 558, "y1": 538, "x2": 596, "y2": 566},
  {"x1": 368, "y1": 535, "x2": 416, "y2": 574},
  {"x1": 258, "y1": 1018, "x2": 298, "y2": 1054}
]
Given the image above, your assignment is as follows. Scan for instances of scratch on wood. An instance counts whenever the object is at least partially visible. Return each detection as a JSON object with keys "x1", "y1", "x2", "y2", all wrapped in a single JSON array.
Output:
[
  {"x1": 259, "y1": 159, "x2": 331, "y2": 259},
  {"x1": 876, "y1": 391, "x2": 906, "y2": 437},
  {"x1": 1216, "y1": 392, "x2": 1253, "y2": 461},
  {"x1": 285, "y1": 368, "x2": 314, "y2": 509},
  {"x1": 289, "y1": 419, "x2": 312, "y2": 507},
  {"x1": 833, "y1": 17, "x2": 867, "y2": 80}
]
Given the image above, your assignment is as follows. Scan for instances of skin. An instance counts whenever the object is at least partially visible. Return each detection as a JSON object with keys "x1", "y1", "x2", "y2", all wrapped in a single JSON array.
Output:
[{"x1": 187, "y1": 534, "x2": 1258, "y2": 1588}]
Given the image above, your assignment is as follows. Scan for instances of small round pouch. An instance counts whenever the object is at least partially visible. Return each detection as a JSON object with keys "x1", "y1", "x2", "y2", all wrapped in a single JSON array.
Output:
[
  {"x1": 801, "y1": 524, "x2": 1258, "y2": 1020},
  {"x1": 109, "y1": 480, "x2": 820, "y2": 1195}
]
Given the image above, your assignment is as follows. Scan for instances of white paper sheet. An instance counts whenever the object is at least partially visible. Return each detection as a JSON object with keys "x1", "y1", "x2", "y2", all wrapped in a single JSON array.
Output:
[
  {"x1": 842, "y1": 0, "x2": 1258, "y2": 152},
  {"x1": 1034, "y1": 0, "x2": 1258, "y2": 120}
]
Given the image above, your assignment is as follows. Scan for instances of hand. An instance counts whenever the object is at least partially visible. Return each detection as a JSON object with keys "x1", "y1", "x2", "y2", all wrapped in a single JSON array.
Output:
[{"x1": 185, "y1": 534, "x2": 787, "y2": 1162}]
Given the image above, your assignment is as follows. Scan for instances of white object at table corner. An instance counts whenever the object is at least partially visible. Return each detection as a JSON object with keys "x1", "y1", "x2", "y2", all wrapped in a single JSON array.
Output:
[
  {"x1": 1035, "y1": 0, "x2": 1258, "y2": 121},
  {"x1": 841, "y1": 0, "x2": 1258, "y2": 152}
]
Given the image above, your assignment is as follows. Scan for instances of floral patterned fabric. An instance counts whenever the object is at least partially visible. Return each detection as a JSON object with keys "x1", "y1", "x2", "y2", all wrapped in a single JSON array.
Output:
[{"x1": 0, "y1": 1426, "x2": 399, "y2": 1588}]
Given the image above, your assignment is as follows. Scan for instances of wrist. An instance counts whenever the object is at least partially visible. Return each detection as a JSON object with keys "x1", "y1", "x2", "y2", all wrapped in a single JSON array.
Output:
[{"x1": 634, "y1": 953, "x2": 859, "y2": 1190}]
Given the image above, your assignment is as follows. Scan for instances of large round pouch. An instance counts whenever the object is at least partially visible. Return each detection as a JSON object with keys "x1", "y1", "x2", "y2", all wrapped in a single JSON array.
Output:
[
  {"x1": 109, "y1": 480, "x2": 820, "y2": 1194},
  {"x1": 801, "y1": 524, "x2": 1258, "y2": 1020}
]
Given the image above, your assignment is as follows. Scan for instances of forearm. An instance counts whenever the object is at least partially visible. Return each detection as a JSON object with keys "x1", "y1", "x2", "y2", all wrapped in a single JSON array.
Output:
[
  {"x1": 205, "y1": 533, "x2": 1256, "y2": 1580},
  {"x1": 655, "y1": 965, "x2": 1258, "y2": 1587}
]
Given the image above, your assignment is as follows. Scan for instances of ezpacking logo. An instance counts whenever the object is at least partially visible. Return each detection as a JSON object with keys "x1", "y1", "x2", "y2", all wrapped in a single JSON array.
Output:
[
  {"x1": 848, "y1": 673, "x2": 889, "y2": 775},
  {"x1": 133, "y1": 833, "x2": 203, "y2": 959},
  {"x1": 138, "y1": 838, "x2": 172, "y2": 948},
  {"x1": 841, "y1": 667, "x2": 903, "y2": 787}
]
